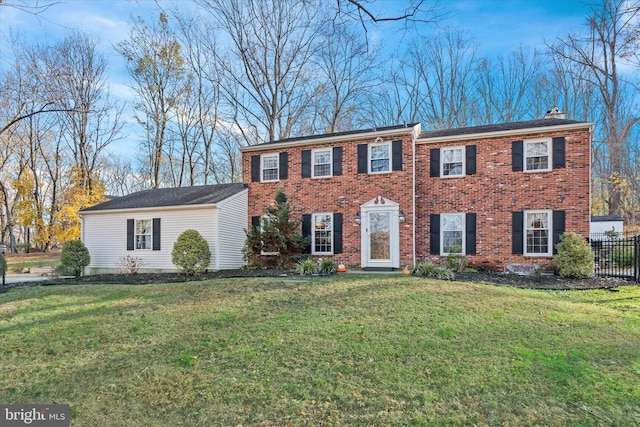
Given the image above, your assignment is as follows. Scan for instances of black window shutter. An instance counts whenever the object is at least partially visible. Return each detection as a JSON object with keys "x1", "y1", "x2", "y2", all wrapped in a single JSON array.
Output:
[
  {"x1": 333, "y1": 147, "x2": 343, "y2": 176},
  {"x1": 552, "y1": 210, "x2": 566, "y2": 254},
  {"x1": 357, "y1": 144, "x2": 368, "y2": 173},
  {"x1": 301, "y1": 150, "x2": 311, "y2": 178},
  {"x1": 552, "y1": 137, "x2": 566, "y2": 169},
  {"x1": 333, "y1": 213, "x2": 343, "y2": 254},
  {"x1": 465, "y1": 213, "x2": 477, "y2": 255},
  {"x1": 392, "y1": 140, "x2": 403, "y2": 171},
  {"x1": 512, "y1": 211, "x2": 524, "y2": 254},
  {"x1": 466, "y1": 145, "x2": 477, "y2": 175},
  {"x1": 302, "y1": 214, "x2": 312, "y2": 254},
  {"x1": 512, "y1": 141, "x2": 523, "y2": 172},
  {"x1": 152, "y1": 218, "x2": 161, "y2": 251},
  {"x1": 251, "y1": 155, "x2": 260, "y2": 182},
  {"x1": 430, "y1": 148, "x2": 440, "y2": 177},
  {"x1": 430, "y1": 214, "x2": 440, "y2": 255},
  {"x1": 279, "y1": 152, "x2": 288, "y2": 179},
  {"x1": 251, "y1": 216, "x2": 261, "y2": 231},
  {"x1": 127, "y1": 219, "x2": 135, "y2": 251}
]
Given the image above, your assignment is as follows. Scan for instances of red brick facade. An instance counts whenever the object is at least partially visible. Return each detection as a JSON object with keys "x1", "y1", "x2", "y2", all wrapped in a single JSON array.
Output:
[{"x1": 241, "y1": 120, "x2": 592, "y2": 271}]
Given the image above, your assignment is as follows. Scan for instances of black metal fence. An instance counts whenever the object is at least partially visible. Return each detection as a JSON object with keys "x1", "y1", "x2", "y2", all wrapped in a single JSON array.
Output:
[{"x1": 589, "y1": 232, "x2": 639, "y2": 282}]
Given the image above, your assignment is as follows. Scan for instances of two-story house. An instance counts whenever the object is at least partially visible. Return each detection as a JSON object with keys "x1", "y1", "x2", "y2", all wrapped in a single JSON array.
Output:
[{"x1": 242, "y1": 116, "x2": 593, "y2": 271}]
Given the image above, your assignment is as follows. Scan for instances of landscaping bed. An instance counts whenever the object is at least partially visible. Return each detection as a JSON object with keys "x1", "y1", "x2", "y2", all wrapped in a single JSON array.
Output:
[{"x1": 2, "y1": 268, "x2": 634, "y2": 291}]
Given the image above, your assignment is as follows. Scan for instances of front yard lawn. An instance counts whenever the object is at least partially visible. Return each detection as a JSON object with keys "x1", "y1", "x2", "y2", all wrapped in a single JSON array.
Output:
[{"x1": 1, "y1": 275, "x2": 638, "y2": 426}]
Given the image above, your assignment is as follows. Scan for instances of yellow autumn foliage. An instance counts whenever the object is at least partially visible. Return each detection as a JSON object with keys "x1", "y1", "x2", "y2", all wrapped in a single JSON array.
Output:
[{"x1": 53, "y1": 170, "x2": 107, "y2": 243}]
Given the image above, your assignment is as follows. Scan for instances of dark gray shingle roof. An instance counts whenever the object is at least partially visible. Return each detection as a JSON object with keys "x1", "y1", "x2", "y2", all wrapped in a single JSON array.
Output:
[
  {"x1": 249, "y1": 123, "x2": 419, "y2": 148},
  {"x1": 81, "y1": 183, "x2": 247, "y2": 212},
  {"x1": 419, "y1": 118, "x2": 591, "y2": 139}
]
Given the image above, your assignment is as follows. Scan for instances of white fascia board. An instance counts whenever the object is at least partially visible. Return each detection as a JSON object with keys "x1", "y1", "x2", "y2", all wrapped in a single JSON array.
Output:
[
  {"x1": 78, "y1": 203, "x2": 218, "y2": 216},
  {"x1": 417, "y1": 122, "x2": 595, "y2": 144},
  {"x1": 241, "y1": 124, "x2": 421, "y2": 152}
]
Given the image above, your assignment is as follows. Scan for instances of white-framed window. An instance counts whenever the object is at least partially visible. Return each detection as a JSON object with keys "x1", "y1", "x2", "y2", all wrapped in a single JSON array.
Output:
[
  {"x1": 312, "y1": 148, "x2": 332, "y2": 178},
  {"x1": 261, "y1": 154, "x2": 279, "y2": 182},
  {"x1": 441, "y1": 213, "x2": 465, "y2": 255},
  {"x1": 441, "y1": 147, "x2": 464, "y2": 177},
  {"x1": 136, "y1": 219, "x2": 152, "y2": 250},
  {"x1": 260, "y1": 215, "x2": 279, "y2": 255},
  {"x1": 524, "y1": 139, "x2": 551, "y2": 172},
  {"x1": 369, "y1": 142, "x2": 391, "y2": 173},
  {"x1": 312, "y1": 213, "x2": 333, "y2": 254},
  {"x1": 525, "y1": 210, "x2": 551, "y2": 255}
]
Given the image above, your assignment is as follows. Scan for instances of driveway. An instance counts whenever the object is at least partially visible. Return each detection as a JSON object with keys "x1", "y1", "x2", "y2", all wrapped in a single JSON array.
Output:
[{"x1": 2, "y1": 274, "x2": 52, "y2": 285}]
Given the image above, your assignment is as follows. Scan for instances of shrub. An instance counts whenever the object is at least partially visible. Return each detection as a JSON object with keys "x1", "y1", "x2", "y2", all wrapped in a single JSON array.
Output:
[
  {"x1": 411, "y1": 261, "x2": 454, "y2": 280},
  {"x1": 296, "y1": 258, "x2": 317, "y2": 275},
  {"x1": 319, "y1": 259, "x2": 338, "y2": 274},
  {"x1": 117, "y1": 255, "x2": 148, "y2": 274},
  {"x1": 444, "y1": 251, "x2": 468, "y2": 273},
  {"x1": 172, "y1": 230, "x2": 211, "y2": 276},
  {"x1": 553, "y1": 232, "x2": 594, "y2": 278},
  {"x1": 60, "y1": 239, "x2": 91, "y2": 277}
]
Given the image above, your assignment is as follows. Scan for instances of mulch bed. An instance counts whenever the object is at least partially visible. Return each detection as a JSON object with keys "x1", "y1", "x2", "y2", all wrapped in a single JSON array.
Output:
[{"x1": 1, "y1": 269, "x2": 636, "y2": 292}]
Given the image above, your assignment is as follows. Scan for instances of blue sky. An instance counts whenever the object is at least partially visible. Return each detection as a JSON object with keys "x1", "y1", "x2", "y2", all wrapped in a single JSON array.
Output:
[{"x1": 1, "y1": 0, "x2": 591, "y2": 157}]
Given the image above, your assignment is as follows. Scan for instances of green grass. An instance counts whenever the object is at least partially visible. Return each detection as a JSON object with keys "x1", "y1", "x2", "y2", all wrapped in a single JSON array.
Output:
[
  {"x1": 1, "y1": 275, "x2": 639, "y2": 426},
  {"x1": 5, "y1": 251, "x2": 61, "y2": 273}
]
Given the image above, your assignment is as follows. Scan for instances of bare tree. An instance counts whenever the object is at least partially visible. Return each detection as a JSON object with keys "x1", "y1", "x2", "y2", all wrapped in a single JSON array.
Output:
[
  {"x1": 410, "y1": 30, "x2": 479, "y2": 130},
  {"x1": 197, "y1": 0, "x2": 323, "y2": 143},
  {"x1": 311, "y1": 23, "x2": 381, "y2": 133},
  {"x1": 46, "y1": 31, "x2": 123, "y2": 191},
  {"x1": 475, "y1": 47, "x2": 545, "y2": 124},
  {"x1": 547, "y1": 0, "x2": 640, "y2": 216},
  {"x1": 117, "y1": 13, "x2": 186, "y2": 188}
]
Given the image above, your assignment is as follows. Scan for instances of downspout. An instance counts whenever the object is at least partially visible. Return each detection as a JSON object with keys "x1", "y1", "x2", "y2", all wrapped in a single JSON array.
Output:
[{"x1": 412, "y1": 126, "x2": 418, "y2": 266}]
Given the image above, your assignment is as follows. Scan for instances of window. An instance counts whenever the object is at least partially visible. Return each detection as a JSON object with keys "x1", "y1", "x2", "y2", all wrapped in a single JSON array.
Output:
[
  {"x1": 441, "y1": 147, "x2": 464, "y2": 177},
  {"x1": 136, "y1": 219, "x2": 152, "y2": 250},
  {"x1": 261, "y1": 154, "x2": 279, "y2": 182},
  {"x1": 312, "y1": 213, "x2": 333, "y2": 254},
  {"x1": 524, "y1": 139, "x2": 550, "y2": 171},
  {"x1": 441, "y1": 213, "x2": 465, "y2": 255},
  {"x1": 369, "y1": 142, "x2": 391, "y2": 173},
  {"x1": 525, "y1": 210, "x2": 550, "y2": 255},
  {"x1": 258, "y1": 215, "x2": 279, "y2": 255},
  {"x1": 312, "y1": 149, "x2": 332, "y2": 178}
]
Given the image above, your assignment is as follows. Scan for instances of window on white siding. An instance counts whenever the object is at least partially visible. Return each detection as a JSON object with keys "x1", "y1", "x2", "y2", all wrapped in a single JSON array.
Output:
[
  {"x1": 524, "y1": 139, "x2": 551, "y2": 171},
  {"x1": 312, "y1": 149, "x2": 332, "y2": 178},
  {"x1": 313, "y1": 213, "x2": 333, "y2": 254},
  {"x1": 136, "y1": 219, "x2": 152, "y2": 250},
  {"x1": 261, "y1": 154, "x2": 279, "y2": 182},
  {"x1": 369, "y1": 142, "x2": 391, "y2": 173},
  {"x1": 441, "y1": 147, "x2": 464, "y2": 177},
  {"x1": 441, "y1": 213, "x2": 464, "y2": 255},
  {"x1": 525, "y1": 210, "x2": 551, "y2": 255}
]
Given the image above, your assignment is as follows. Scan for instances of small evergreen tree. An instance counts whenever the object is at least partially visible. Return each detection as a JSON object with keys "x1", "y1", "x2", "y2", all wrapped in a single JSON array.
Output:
[
  {"x1": 554, "y1": 232, "x2": 594, "y2": 278},
  {"x1": 243, "y1": 189, "x2": 308, "y2": 269},
  {"x1": 60, "y1": 239, "x2": 91, "y2": 277},
  {"x1": 172, "y1": 229, "x2": 211, "y2": 275}
]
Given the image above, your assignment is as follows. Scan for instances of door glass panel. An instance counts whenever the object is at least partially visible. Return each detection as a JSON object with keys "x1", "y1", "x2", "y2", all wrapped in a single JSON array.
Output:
[{"x1": 369, "y1": 212, "x2": 390, "y2": 260}]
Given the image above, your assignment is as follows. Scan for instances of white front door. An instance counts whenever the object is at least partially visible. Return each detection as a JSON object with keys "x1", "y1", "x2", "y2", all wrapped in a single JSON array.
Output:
[{"x1": 361, "y1": 197, "x2": 400, "y2": 269}]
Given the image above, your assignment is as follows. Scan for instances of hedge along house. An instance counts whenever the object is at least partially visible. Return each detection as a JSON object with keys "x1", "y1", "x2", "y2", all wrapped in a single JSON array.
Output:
[
  {"x1": 79, "y1": 183, "x2": 248, "y2": 274},
  {"x1": 241, "y1": 115, "x2": 593, "y2": 271}
]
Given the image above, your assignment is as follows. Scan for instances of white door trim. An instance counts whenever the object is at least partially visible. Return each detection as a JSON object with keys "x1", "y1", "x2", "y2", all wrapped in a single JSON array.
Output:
[{"x1": 360, "y1": 196, "x2": 400, "y2": 269}]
